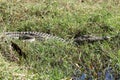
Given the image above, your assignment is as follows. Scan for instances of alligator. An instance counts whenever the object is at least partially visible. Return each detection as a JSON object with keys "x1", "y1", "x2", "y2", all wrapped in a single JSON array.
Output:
[
  {"x1": 1, "y1": 31, "x2": 115, "y2": 44},
  {"x1": 0, "y1": 31, "x2": 118, "y2": 60}
]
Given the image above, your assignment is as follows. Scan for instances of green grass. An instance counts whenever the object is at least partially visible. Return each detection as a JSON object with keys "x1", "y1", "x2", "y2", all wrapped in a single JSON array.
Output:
[{"x1": 0, "y1": 0, "x2": 120, "y2": 79}]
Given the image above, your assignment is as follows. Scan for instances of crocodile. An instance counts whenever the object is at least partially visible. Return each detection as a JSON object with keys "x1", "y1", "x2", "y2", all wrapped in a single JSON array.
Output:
[{"x1": 1, "y1": 31, "x2": 114, "y2": 44}]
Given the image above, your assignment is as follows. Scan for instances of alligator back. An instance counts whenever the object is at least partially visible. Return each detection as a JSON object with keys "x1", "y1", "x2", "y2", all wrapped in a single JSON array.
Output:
[
  {"x1": 4, "y1": 32, "x2": 66, "y2": 42},
  {"x1": 3, "y1": 31, "x2": 114, "y2": 44}
]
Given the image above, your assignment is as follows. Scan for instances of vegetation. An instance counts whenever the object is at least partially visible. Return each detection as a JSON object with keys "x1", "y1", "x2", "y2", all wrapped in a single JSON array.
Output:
[{"x1": 0, "y1": 0, "x2": 120, "y2": 79}]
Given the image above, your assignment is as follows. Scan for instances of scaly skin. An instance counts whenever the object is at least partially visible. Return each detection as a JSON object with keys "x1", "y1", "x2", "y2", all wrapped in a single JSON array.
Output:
[
  {"x1": 2, "y1": 31, "x2": 113, "y2": 44},
  {"x1": 4, "y1": 31, "x2": 66, "y2": 42}
]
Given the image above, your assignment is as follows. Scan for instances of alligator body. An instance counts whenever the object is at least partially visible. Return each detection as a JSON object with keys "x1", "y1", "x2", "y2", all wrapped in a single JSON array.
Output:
[
  {"x1": 0, "y1": 31, "x2": 115, "y2": 59},
  {"x1": 1, "y1": 31, "x2": 113, "y2": 44},
  {"x1": 4, "y1": 32, "x2": 66, "y2": 42}
]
